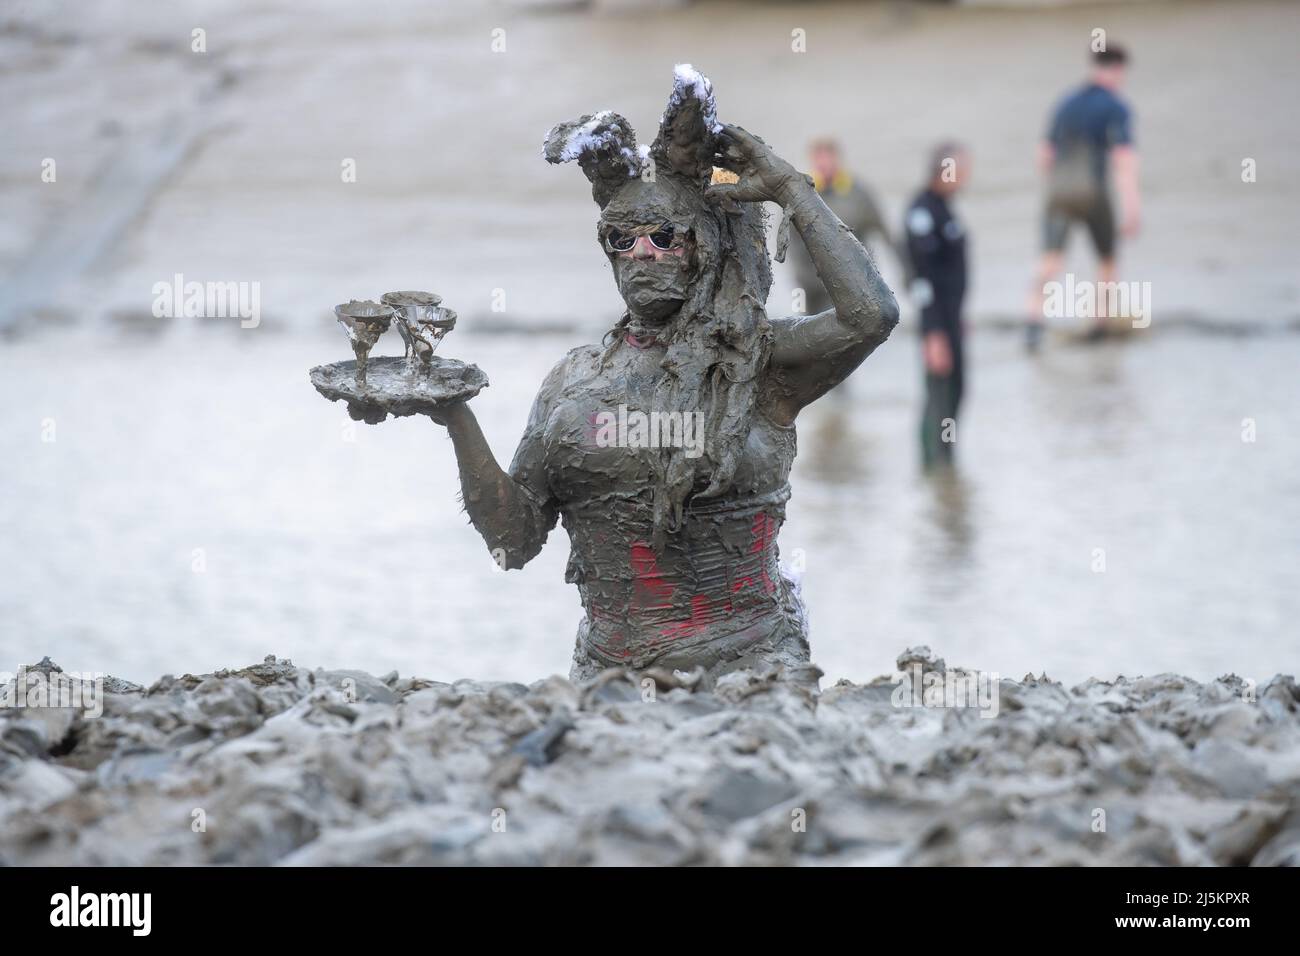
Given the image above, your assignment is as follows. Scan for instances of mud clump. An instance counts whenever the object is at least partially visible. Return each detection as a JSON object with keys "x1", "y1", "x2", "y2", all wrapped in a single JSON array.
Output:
[{"x1": 2, "y1": 654, "x2": 1297, "y2": 866}]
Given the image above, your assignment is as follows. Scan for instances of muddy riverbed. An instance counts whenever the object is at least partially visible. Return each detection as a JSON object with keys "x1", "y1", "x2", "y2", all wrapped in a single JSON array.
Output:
[{"x1": 2, "y1": 649, "x2": 1297, "y2": 865}]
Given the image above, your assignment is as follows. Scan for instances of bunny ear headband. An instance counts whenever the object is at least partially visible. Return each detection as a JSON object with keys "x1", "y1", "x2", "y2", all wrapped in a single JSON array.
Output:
[{"x1": 542, "y1": 64, "x2": 724, "y2": 208}]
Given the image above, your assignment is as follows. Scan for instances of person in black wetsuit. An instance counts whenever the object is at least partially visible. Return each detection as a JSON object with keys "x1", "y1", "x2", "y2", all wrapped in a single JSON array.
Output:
[
  {"x1": 904, "y1": 142, "x2": 969, "y2": 470},
  {"x1": 1028, "y1": 44, "x2": 1140, "y2": 349}
]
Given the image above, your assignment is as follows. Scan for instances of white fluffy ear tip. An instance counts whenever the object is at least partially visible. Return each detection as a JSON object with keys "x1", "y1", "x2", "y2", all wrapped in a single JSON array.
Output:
[
  {"x1": 542, "y1": 119, "x2": 594, "y2": 165},
  {"x1": 542, "y1": 111, "x2": 639, "y2": 171},
  {"x1": 541, "y1": 124, "x2": 574, "y2": 164},
  {"x1": 663, "y1": 64, "x2": 722, "y2": 136},
  {"x1": 543, "y1": 112, "x2": 644, "y2": 204},
  {"x1": 674, "y1": 63, "x2": 708, "y2": 85}
]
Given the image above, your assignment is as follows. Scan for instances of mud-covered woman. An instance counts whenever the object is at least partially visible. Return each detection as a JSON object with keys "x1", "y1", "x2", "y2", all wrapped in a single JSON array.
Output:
[{"x1": 422, "y1": 67, "x2": 898, "y2": 689}]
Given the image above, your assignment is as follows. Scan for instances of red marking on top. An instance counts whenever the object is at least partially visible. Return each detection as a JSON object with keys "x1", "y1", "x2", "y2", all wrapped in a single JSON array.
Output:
[
  {"x1": 660, "y1": 592, "x2": 720, "y2": 641},
  {"x1": 591, "y1": 517, "x2": 783, "y2": 653},
  {"x1": 630, "y1": 541, "x2": 675, "y2": 611}
]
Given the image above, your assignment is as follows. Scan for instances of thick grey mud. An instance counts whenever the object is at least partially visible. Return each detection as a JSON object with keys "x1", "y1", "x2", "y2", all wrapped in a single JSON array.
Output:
[{"x1": 2, "y1": 650, "x2": 1297, "y2": 865}]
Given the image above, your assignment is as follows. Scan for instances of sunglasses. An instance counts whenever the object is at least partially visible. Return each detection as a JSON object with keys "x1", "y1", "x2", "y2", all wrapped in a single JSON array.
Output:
[{"x1": 605, "y1": 224, "x2": 682, "y2": 253}]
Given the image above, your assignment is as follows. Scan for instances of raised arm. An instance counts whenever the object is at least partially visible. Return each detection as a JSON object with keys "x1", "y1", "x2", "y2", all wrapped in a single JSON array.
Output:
[
  {"x1": 770, "y1": 181, "x2": 899, "y2": 407},
  {"x1": 709, "y1": 125, "x2": 899, "y2": 420},
  {"x1": 435, "y1": 359, "x2": 566, "y2": 570}
]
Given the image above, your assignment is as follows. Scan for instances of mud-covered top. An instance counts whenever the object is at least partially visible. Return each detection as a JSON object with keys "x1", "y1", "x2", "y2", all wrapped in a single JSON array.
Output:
[{"x1": 504, "y1": 344, "x2": 802, "y2": 670}]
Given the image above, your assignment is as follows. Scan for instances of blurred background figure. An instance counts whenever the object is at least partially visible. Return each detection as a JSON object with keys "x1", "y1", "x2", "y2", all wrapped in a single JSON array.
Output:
[
  {"x1": 906, "y1": 142, "x2": 970, "y2": 471},
  {"x1": 786, "y1": 137, "x2": 892, "y2": 319},
  {"x1": 1028, "y1": 44, "x2": 1140, "y2": 350}
]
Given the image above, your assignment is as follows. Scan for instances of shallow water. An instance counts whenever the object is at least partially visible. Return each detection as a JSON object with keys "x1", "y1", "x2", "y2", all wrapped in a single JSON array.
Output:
[
  {"x1": 2, "y1": 324, "x2": 1295, "y2": 685},
  {"x1": 4, "y1": 0, "x2": 1298, "y2": 684}
]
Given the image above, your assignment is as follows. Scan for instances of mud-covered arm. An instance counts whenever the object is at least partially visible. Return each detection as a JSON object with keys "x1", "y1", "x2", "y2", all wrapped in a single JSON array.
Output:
[
  {"x1": 439, "y1": 363, "x2": 563, "y2": 570},
  {"x1": 709, "y1": 125, "x2": 898, "y2": 418},
  {"x1": 766, "y1": 178, "x2": 899, "y2": 412}
]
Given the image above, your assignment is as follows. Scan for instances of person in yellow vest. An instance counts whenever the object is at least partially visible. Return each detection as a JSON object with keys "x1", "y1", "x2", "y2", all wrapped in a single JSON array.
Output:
[{"x1": 785, "y1": 138, "x2": 893, "y2": 317}]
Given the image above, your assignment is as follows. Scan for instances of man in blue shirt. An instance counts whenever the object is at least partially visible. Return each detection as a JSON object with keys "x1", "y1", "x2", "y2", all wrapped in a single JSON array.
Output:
[{"x1": 1027, "y1": 45, "x2": 1140, "y2": 349}]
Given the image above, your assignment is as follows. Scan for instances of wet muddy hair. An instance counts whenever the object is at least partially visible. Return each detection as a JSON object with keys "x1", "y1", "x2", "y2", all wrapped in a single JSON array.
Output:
[{"x1": 543, "y1": 65, "x2": 773, "y2": 547}]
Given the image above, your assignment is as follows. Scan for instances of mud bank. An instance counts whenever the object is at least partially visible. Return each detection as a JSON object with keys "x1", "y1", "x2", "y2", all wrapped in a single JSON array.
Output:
[{"x1": 2, "y1": 650, "x2": 1298, "y2": 866}]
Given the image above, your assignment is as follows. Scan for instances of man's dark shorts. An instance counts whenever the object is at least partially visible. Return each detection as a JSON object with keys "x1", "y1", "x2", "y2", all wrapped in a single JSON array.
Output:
[{"x1": 1042, "y1": 194, "x2": 1116, "y2": 259}]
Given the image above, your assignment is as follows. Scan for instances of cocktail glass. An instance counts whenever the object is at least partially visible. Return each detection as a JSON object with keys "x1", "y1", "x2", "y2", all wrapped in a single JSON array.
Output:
[
  {"x1": 381, "y1": 291, "x2": 456, "y2": 373},
  {"x1": 334, "y1": 299, "x2": 395, "y2": 386}
]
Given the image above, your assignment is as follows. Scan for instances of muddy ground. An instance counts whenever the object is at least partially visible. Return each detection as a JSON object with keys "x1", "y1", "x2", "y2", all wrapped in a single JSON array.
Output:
[{"x1": 2, "y1": 650, "x2": 1298, "y2": 865}]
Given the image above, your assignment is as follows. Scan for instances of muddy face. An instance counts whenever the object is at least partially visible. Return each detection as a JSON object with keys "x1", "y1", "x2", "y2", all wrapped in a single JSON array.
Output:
[
  {"x1": 609, "y1": 240, "x2": 692, "y2": 321},
  {"x1": 600, "y1": 177, "x2": 700, "y2": 324}
]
